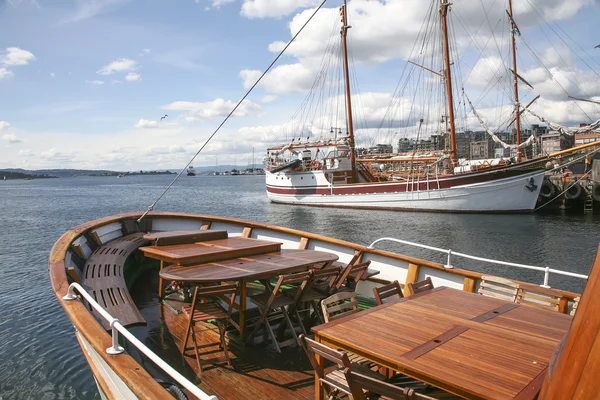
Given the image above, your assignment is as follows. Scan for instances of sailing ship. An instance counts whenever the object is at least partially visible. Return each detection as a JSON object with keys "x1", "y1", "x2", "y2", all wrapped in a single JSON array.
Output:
[
  {"x1": 187, "y1": 166, "x2": 196, "y2": 176},
  {"x1": 263, "y1": 0, "x2": 600, "y2": 212}
]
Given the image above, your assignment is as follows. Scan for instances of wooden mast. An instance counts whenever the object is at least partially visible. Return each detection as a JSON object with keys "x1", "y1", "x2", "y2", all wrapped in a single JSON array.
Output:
[
  {"x1": 508, "y1": 0, "x2": 522, "y2": 162},
  {"x1": 340, "y1": 0, "x2": 357, "y2": 182},
  {"x1": 440, "y1": 0, "x2": 457, "y2": 168}
]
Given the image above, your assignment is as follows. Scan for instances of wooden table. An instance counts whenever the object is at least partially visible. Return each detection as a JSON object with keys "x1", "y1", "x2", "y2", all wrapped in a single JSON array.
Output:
[
  {"x1": 140, "y1": 237, "x2": 283, "y2": 298},
  {"x1": 312, "y1": 287, "x2": 572, "y2": 400},
  {"x1": 160, "y1": 249, "x2": 339, "y2": 339}
]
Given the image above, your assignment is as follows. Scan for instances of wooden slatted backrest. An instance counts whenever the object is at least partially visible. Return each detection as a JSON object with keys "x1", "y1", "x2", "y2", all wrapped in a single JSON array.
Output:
[
  {"x1": 516, "y1": 287, "x2": 560, "y2": 312},
  {"x1": 321, "y1": 291, "x2": 360, "y2": 322},
  {"x1": 265, "y1": 271, "x2": 312, "y2": 311},
  {"x1": 344, "y1": 368, "x2": 435, "y2": 400},
  {"x1": 570, "y1": 296, "x2": 580, "y2": 316},
  {"x1": 310, "y1": 265, "x2": 343, "y2": 295},
  {"x1": 477, "y1": 275, "x2": 519, "y2": 302},
  {"x1": 405, "y1": 277, "x2": 434, "y2": 296},
  {"x1": 335, "y1": 261, "x2": 371, "y2": 290},
  {"x1": 192, "y1": 283, "x2": 239, "y2": 317},
  {"x1": 373, "y1": 280, "x2": 404, "y2": 305},
  {"x1": 539, "y1": 246, "x2": 600, "y2": 399},
  {"x1": 299, "y1": 334, "x2": 351, "y2": 378}
]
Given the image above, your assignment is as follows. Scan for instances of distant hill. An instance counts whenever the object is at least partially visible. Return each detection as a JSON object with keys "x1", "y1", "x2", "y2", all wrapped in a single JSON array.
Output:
[{"x1": 0, "y1": 168, "x2": 175, "y2": 178}]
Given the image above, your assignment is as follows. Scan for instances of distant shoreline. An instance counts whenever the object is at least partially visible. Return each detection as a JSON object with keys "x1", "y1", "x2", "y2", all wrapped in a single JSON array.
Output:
[{"x1": 0, "y1": 169, "x2": 176, "y2": 180}]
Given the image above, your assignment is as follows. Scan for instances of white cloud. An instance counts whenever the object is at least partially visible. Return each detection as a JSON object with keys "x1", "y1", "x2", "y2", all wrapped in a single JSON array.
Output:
[
  {"x1": 18, "y1": 149, "x2": 35, "y2": 157},
  {"x1": 134, "y1": 119, "x2": 179, "y2": 129},
  {"x1": 163, "y1": 98, "x2": 262, "y2": 121},
  {"x1": 125, "y1": 72, "x2": 141, "y2": 81},
  {"x1": 50, "y1": 72, "x2": 55, "y2": 78},
  {"x1": 0, "y1": 121, "x2": 9, "y2": 131},
  {"x1": 0, "y1": 47, "x2": 35, "y2": 79},
  {"x1": 0, "y1": 67, "x2": 13, "y2": 80},
  {"x1": 241, "y1": 0, "x2": 320, "y2": 19},
  {"x1": 142, "y1": 48, "x2": 150, "y2": 54},
  {"x1": 85, "y1": 79, "x2": 105, "y2": 85},
  {"x1": 40, "y1": 148, "x2": 74, "y2": 161},
  {"x1": 3, "y1": 133, "x2": 22, "y2": 144},
  {"x1": 97, "y1": 58, "x2": 137, "y2": 75},
  {"x1": 205, "y1": 0, "x2": 236, "y2": 10},
  {"x1": 240, "y1": 63, "x2": 315, "y2": 94},
  {"x1": 261, "y1": 95, "x2": 278, "y2": 103},
  {"x1": 0, "y1": 47, "x2": 36, "y2": 66}
]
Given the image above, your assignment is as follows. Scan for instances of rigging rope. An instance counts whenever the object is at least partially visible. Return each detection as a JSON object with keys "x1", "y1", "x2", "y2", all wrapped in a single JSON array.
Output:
[
  {"x1": 137, "y1": 0, "x2": 328, "y2": 223},
  {"x1": 522, "y1": 108, "x2": 600, "y2": 136}
]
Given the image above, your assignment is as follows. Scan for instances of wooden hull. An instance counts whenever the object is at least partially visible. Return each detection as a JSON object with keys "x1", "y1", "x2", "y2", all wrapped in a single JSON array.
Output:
[
  {"x1": 266, "y1": 166, "x2": 545, "y2": 212},
  {"x1": 49, "y1": 212, "x2": 578, "y2": 399}
]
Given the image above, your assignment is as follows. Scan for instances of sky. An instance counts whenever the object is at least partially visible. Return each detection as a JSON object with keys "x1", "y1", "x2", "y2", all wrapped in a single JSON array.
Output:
[{"x1": 0, "y1": 0, "x2": 599, "y2": 171}]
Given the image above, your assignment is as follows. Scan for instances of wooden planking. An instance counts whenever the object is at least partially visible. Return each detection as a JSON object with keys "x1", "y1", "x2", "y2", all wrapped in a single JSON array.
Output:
[
  {"x1": 242, "y1": 226, "x2": 252, "y2": 238},
  {"x1": 405, "y1": 263, "x2": 420, "y2": 288},
  {"x1": 144, "y1": 230, "x2": 228, "y2": 246},
  {"x1": 298, "y1": 237, "x2": 310, "y2": 249},
  {"x1": 162, "y1": 304, "x2": 314, "y2": 400},
  {"x1": 140, "y1": 237, "x2": 282, "y2": 266}
]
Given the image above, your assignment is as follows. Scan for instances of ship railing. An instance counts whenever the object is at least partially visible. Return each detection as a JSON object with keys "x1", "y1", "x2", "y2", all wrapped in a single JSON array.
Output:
[
  {"x1": 368, "y1": 237, "x2": 588, "y2": 289},
  {"x1": 62, "y1": 282, "x2": 217, "y2": 400}
]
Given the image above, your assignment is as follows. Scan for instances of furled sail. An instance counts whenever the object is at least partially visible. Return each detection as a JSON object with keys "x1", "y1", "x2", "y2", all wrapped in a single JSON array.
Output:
[
  {"x1": 464, "y1": 93, "x2": 536, "y2": 149},
  {"x1": 522, "y1": 107, "x2": 600, "y2": 136}
]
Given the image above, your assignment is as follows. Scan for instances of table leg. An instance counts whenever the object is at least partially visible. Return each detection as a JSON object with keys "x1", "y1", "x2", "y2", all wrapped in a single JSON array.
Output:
[
  {"x1": 158, "y1": 261, "x2": 165, "y2": 299},
  {"x1": 239, "y1": 279, "x2": 247, "y2": 341},
  {"x1": 314, "y1": 334, "x2": 325, "y2": 400}
]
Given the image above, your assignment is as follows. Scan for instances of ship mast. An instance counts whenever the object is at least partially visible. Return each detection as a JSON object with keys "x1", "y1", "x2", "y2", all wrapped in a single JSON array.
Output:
[
  {"x1": 340, "y1": 0, "x2": 357, "y2": 182},
  {"x1": 508, "y1": 0, "x2": 522, "y2": 162},
  {"x1": 440, "y1": 0, "x2": 457, "y2": 168}
]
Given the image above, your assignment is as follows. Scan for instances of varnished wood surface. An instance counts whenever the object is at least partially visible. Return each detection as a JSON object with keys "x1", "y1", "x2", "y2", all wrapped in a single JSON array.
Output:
[
  {"x1": 313, "y1": 287, "x2": 571, "y2": 400},
  {"x1": 161, "y1": 300, "x2": 316, "y2": 400},
  {"x1": 160, "y1": 249, "x2": 339, "y2": 282},
  {"x1": 140, "y1": 237, "x2": 283, "y2": 266}
]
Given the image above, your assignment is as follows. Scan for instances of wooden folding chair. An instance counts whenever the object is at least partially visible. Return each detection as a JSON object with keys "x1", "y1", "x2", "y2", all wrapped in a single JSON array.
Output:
[
  {"x1": 344, "y1": 368, "x2": 436, "y2": 400},
  {"x1": 334, "y1": 260, "x2": 372, "y2": 293},
  {"x1": 516, "y1": 287, "x2": 560, "y2": 312},
  {"x1": 181, "y1": 283, "x2": 238, "y2": 374},
  {"x1": 405, "y1": 277, "x2": 434, "y2": 296},
  {"x1": 300, "y1": 335, "x2": 383, "y2": 399},
  {"x1": 247, "y1": 271, "x2": 312, "y2": 352},
  {"x1": 373, "y1": 280, "x2": 404, "y2": 305},
  {"x1": 571, "y1": 296, "x2": 580, "y2": 316},
  {"x1": 321, "y1": 291, "x2": 361, "y2": 323},
  {"x1": 478, "y1": 275, "x2": 519, "y2": 302},
  {"x1": 283, "y1": 265, "x2": 342, "y2": 324}
]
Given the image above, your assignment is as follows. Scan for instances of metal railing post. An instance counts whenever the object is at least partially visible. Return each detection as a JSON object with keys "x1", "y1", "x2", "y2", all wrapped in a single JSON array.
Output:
[
  {"x1": 542, "y1": 267, "x2": 551, "y2": 288},
  {"x1": 107, "y1": 319, "x2": 124, "y2": 355},
  {"x1": 445, "y1": 249, "x2": 453, "y2": 269}
]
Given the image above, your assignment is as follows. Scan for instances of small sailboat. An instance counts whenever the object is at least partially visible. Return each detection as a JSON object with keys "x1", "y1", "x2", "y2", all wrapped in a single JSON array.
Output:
[{"x1": 186, "y1": 166, "x2": 196, "y2": 176}]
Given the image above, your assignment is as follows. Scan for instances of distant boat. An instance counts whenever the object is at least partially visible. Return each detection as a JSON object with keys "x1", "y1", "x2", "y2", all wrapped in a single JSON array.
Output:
[
  {"x1": 230, "y1": 169, "x2": 240, "y2": 176},
  {"x1": 3, "y1": 176, "x2": 5, "y2": 181},
  {"x1": 117, "y1": 173, "x2": 125, "y2": 178},
  {"x1": 187, "y1": 166, "x2": 196, "y2": 176}
]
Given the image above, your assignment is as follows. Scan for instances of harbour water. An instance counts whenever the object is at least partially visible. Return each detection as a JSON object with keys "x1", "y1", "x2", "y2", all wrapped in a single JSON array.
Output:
[{"x1": 0, "y1": 174, "x2": 598, "y2": 399}]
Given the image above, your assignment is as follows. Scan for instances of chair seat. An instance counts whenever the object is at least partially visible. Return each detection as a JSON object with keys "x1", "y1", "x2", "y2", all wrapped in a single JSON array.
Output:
[
  {"x1": 250, "y1": 292, "x2": 296, "y2": 309},
  {"x1": 182, "y1": 303, "x2": 229, "y2": 322},
  {"x1": 324, "y1": 364, "x2": 385, "y2": 395}
]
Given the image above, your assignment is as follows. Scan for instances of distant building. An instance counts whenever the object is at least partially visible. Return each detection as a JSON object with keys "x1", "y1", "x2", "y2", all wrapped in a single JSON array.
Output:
[
  {"x1": 575, "y1": 132, "x2": 600, "y2": 145},
  {"x1": 368, "y1": 144, "x2": 393, "y2": 154},
  {"x1": 540, "y1": 131, "x2": 575, "y2": 154},
  {"x1": 470, "y1": 140, "x2": 495, "y2": 160}
]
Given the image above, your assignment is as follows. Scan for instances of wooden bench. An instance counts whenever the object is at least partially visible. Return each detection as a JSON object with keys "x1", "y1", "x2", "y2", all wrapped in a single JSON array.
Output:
[{"x1": 81, "y1": 232, "x2": 149, "y2": 330}]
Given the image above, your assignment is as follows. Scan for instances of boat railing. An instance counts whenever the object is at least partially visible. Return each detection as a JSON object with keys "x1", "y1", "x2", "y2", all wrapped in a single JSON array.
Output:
[
  {"x1": 367, "y1": 237, "x2": 588, "y2": 288},
  {"x1": 62, "y1": 282, "x2": 217, "y2": 400}
]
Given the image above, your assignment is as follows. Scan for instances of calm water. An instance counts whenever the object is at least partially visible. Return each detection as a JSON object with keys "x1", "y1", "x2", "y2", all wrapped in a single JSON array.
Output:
[{"x1": 0, "y1": 175, "x2": 598, "y2": 399}]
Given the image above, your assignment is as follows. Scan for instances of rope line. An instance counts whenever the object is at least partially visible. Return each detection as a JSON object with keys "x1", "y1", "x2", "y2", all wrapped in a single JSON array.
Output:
[{"x1": 137, "y1": 0, "x2": 328, "y2": 222}]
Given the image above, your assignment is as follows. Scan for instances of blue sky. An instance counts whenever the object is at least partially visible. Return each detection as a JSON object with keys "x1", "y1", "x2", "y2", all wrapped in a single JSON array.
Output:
[{"x1": 0, "y1": 0, "x2": 598, "y2": 171}]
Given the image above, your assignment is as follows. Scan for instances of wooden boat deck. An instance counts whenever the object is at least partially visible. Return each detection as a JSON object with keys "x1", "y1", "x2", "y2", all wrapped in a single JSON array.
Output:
[{"x1": 131, "y1": 271, "x2": 318, "y2": 400}]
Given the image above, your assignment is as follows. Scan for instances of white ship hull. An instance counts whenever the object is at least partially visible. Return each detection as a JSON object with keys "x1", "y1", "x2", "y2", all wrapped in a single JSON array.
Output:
[{"x1": 266, "y1": 169, "x2": 545, "y2": 212}]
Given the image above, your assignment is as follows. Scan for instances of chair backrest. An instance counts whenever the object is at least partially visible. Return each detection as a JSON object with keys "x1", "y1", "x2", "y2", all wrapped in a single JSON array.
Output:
[
  {"x1": 299, "y1": 334, "x2": 351, "y2": 378},
  {"x1": 321, "y1": 291, "x2": 361, "y2": 322},
  {"x1": 405, "y1": 277, "x2": 434, "y2": 296},
  {"x1": 570, "y1": 297, "x2": 580, "y2": 316},
  {"x1": 265, "y1": 271, "x2": 313, "y2": 310},
  {"x1": 190, "y1": 282, "x2": 239, "y2": 318},
  {"x1": 344, "y1": 368, "x2": 435, "y2": 400},
  {"x1": 373, "y1": 280, "x2": 404, "y2": 305},
  {"x1": 335, "y1": 260, "x2": 372, "y2": 290},
  {"x1": 516, "y1": 287, "x2": 560, "y2": 312},
  {"x1": 478, "y1": 275, "x2": 519, "y2": 302}
]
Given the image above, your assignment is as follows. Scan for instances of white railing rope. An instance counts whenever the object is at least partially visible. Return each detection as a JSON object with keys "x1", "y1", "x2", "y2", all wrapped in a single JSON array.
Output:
[
  {"x1": 367, "y1": 237, "x2": 588, "y2": 288},
  {"x1": 62, "y1": 282, "x2": 218, "y2": 400}
]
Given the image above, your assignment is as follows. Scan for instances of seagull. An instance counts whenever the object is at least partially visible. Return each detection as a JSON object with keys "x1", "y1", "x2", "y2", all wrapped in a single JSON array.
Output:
[
  {"x1": 596, "y1": 44, "x2": 600, "y2": 49},
  {"x1": 160, "y1": 114, "x2": 168, "y2": 121}
]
